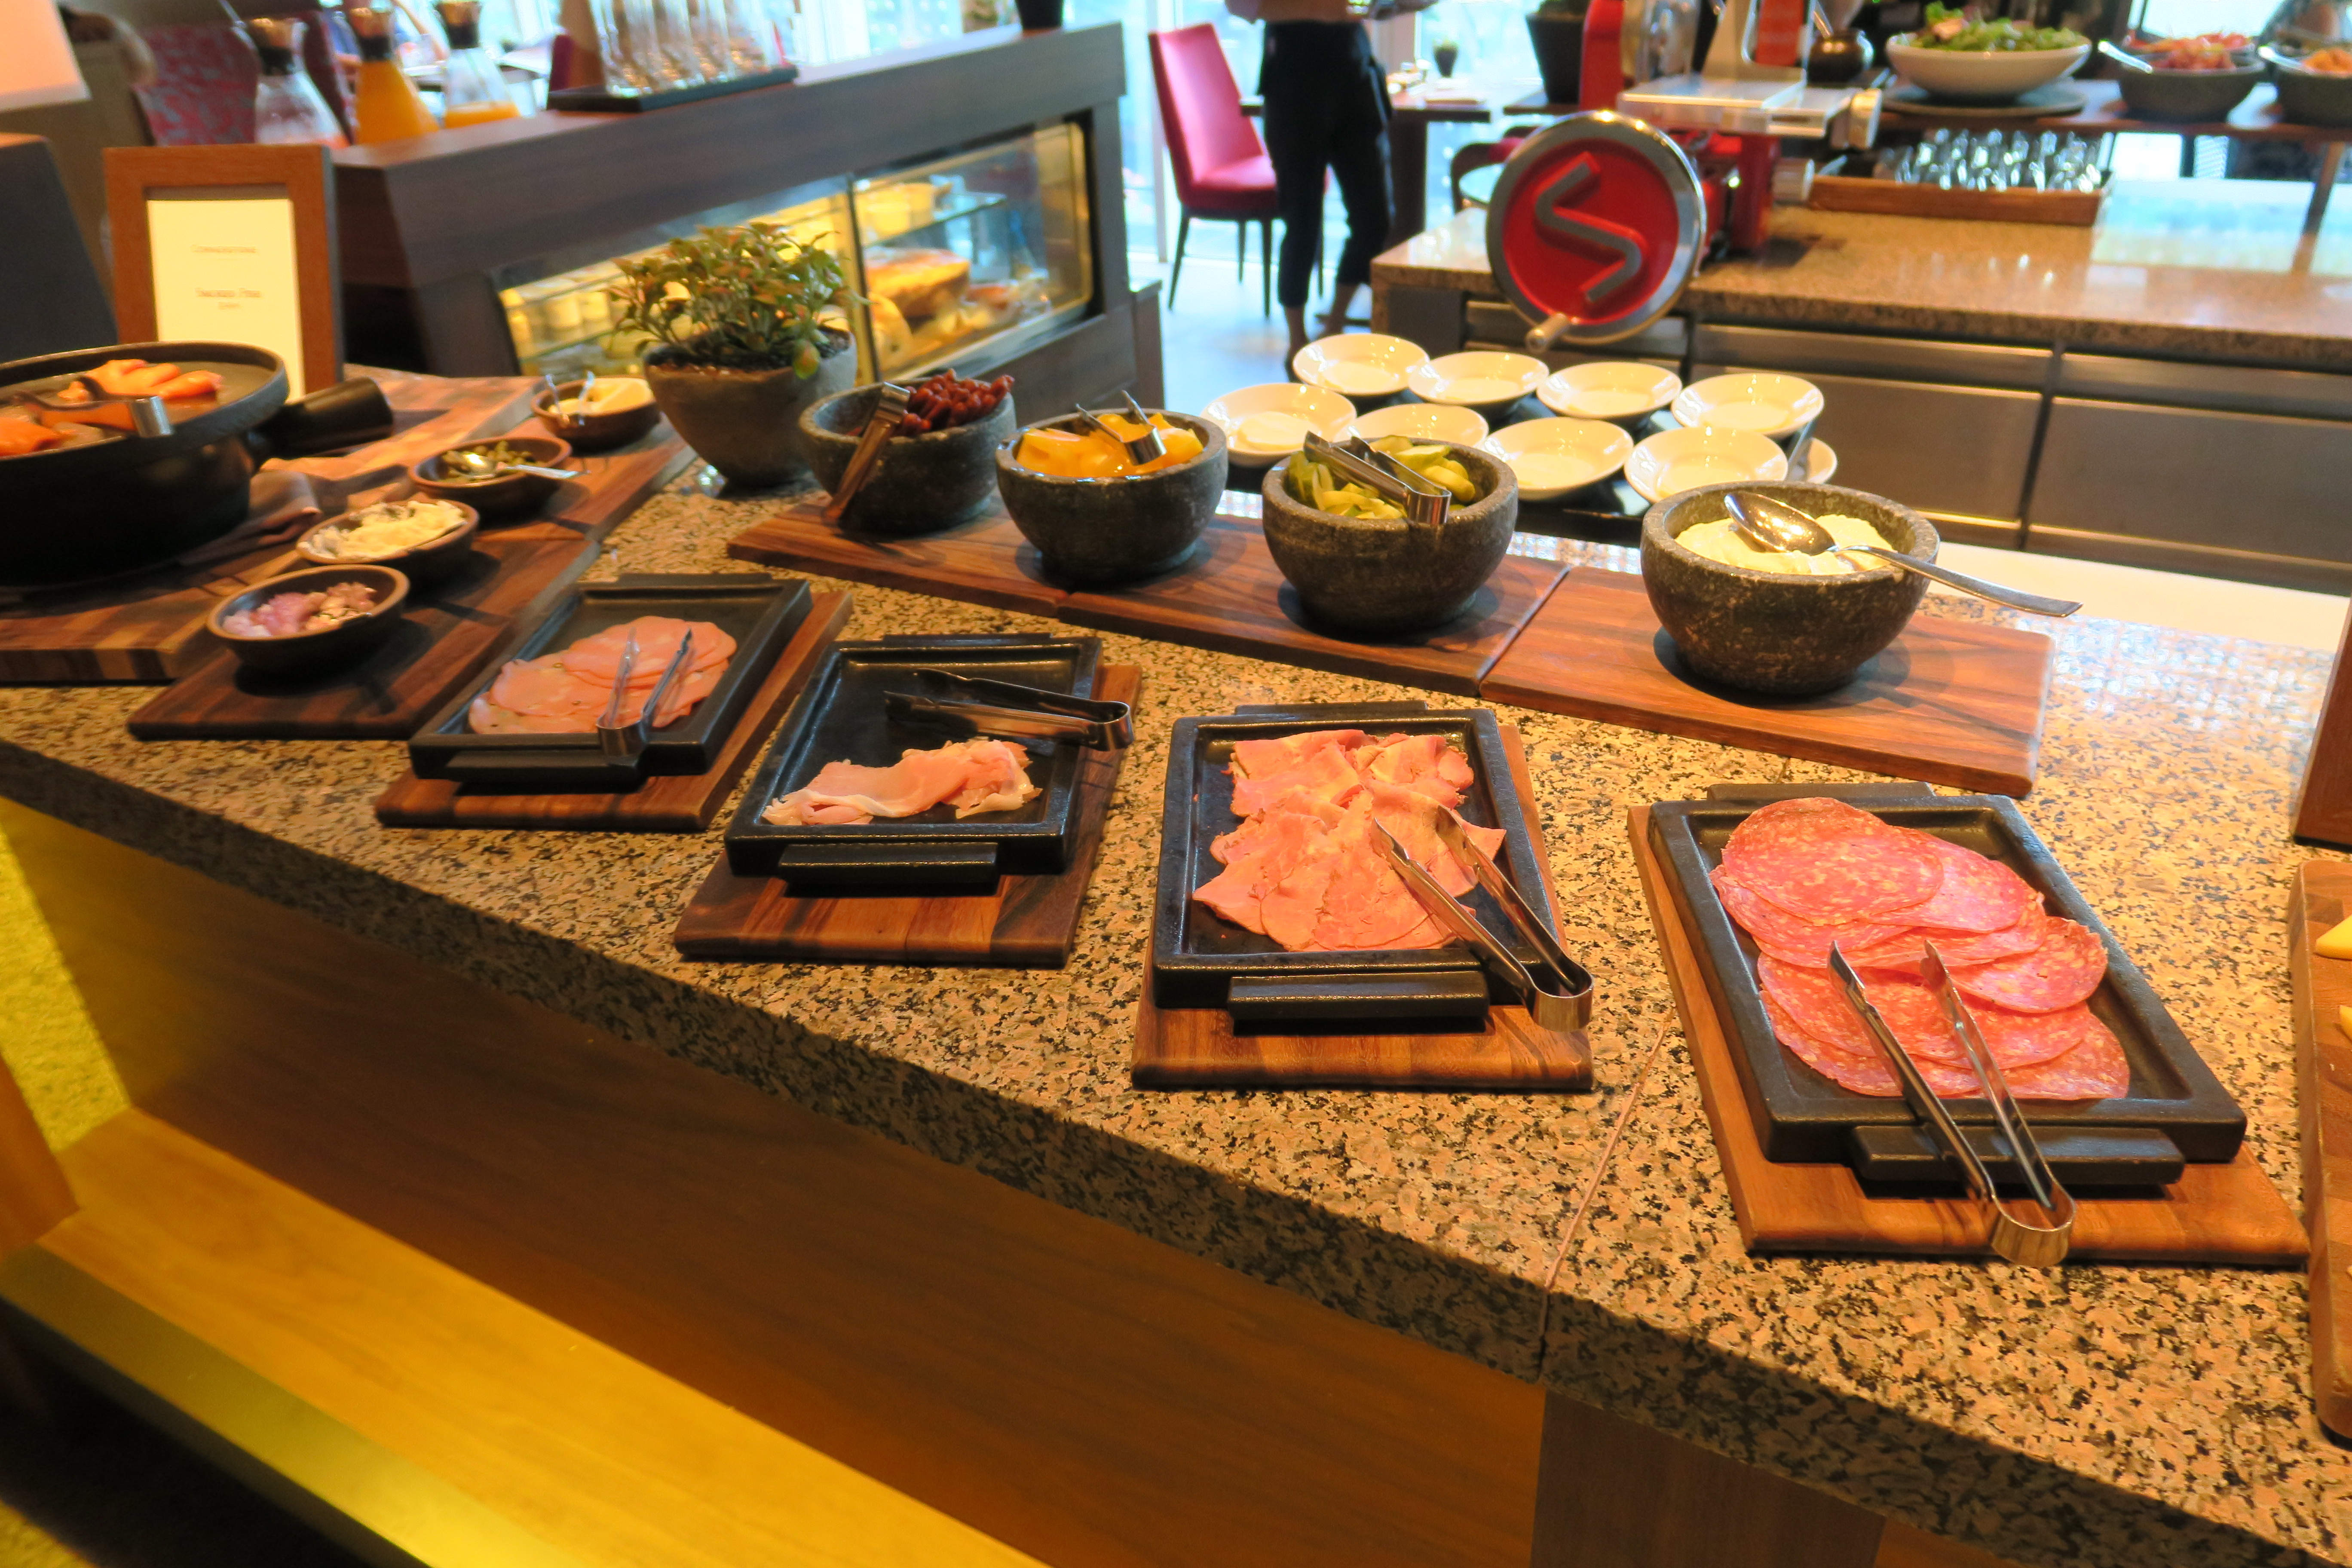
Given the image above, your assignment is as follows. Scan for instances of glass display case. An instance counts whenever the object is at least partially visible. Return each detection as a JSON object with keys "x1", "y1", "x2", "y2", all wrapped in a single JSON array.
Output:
[{"x1": 495, "y1": 122, "x2": 1091, "y2": 384}]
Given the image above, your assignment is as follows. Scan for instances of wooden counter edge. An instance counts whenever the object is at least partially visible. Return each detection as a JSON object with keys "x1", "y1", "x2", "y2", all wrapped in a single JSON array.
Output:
[{"x1": 2290, "y1": 861, "x2": 2352, "y2": 1436}]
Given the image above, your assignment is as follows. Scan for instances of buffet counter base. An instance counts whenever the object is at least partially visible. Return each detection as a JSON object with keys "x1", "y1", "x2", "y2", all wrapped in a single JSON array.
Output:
[{"x1": 2290, "y1": 861, "x2": 2352, "y2": 1436}]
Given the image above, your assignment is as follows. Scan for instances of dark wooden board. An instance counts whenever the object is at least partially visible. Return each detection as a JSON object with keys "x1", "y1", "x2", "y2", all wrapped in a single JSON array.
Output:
[
  {"x1": 0, "y1": 374, "x2": 542, "y2": 685},
  {"x1": 726, "y1": 496, "x2": 1070, "y2": 619},
  {"x1": 1480, "y1": 568, "x2": 2053, "y2": 796},
  {"x1": 670, "y1": 665, "x2": 1139, "y2": 967},
  {"x1": 1629, "y1": 802, "x2": 2305, "y2": 1264},
  {"x1": 370, "y1": 589, "x2": 852, "y2": 832},
  {"x1": 1131, "y1": 725, "x2": 1594, "y2": 1090},
  {"x1": 2289, "y1": 862, "x2": 2352, "y2": 1433}
]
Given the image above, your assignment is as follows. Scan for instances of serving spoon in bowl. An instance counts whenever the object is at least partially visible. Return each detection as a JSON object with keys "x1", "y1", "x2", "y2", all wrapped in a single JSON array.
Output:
[
  {"x1": 1721, "y1": 491, "x2": 2082, "y2": 617},
  {"x1": 440, "y1": 447, "x2": 577, "y2": 482}
]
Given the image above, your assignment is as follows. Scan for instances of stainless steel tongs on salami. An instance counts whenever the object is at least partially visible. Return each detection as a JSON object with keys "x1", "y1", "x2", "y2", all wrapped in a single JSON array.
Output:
[
  {"x1": 1372, "y1": 816, "x2": 1594, "y2": 1033},
  {"x1": 595, "y1": 627, "x2": 696, "y2": 760},
  {"x1": 1827, "y1": 940, "x2": 2078, "y2": 1266},
  {"x1": 883, "y1": 668, "x2": 1134, "y2": 750}
]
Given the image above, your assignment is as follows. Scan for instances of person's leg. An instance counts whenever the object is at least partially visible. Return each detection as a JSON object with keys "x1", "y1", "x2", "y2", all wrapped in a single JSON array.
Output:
[
  {"x1": 1264, "y1": 77, "x2": 1335, "y2": 358},
  {"x1": 1320, "y1": 75, "x2": 1393, "y2": 339}
]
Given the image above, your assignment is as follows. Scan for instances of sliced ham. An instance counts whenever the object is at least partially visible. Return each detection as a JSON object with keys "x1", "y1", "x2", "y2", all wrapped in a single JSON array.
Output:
[
  {"x1": 468, "y1": 614, "x2": 732, "y2": 735},
  {"x1": 761, "y1": 738, "x2": 1038, "y2": 827}
]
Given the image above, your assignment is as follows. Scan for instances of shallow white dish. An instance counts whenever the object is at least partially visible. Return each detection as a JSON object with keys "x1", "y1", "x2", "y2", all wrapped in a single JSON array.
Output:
[
  {"x1": 1885, "y1": 38, "x2": 2087, "y2": 102},
  {"x1": 1796, "y1": 439, "x2": 1837, "y2": 484},
  {"x1": 1670, "y1": 373, "x2": 1825, "y2": 443},
  {"x1": 1200, "y1": 383, "x2": 1357, "y2": 462},
  {"x1": 1407, "y1": 350, "x2": 1547, "y2": 411},
  {"x1": 1478, "y1": 417, "x2": 1633, "y2": 502},
  {"x1": 1536, "y1": 361, "x2": 1682, "y2": 426},
  {"x1": 1626, "y1": 426, "x2": 1789, "y2": 504},
  {"x1": 1347, "y1": 401, "x2": 1490, "y2": 447},
  {"x1": 1291, "y1": 333, "x2": 1429, "y2": 400}
]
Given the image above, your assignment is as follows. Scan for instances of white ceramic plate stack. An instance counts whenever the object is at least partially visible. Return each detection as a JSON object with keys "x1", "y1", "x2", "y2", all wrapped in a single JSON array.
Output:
[
  {"x1": 1625, "y1": 426, "x2": 1789, "y2": 504},
  {"x1": 1200, "y1": 383, "x2": 1357, "y2": 466},
  {"x1": 1478, "y1": 418, "x2": 1633, "y2": 503},
  {"x1": 1406, "y1": 351, "x2": 1548, "y2": 417},
  {"x1": 1347, "y1": 401, "x2": 1490, "y2": 447},
  {"x1": 1669, "y1": 373, "x2": 1824, "y2": 445},
  {"x1": 1536, "y1": 361, "x2": 1682, "y2": 428},
  {"x1": 1291, "y1": 334, "x2": 1429, "y2": 402}
]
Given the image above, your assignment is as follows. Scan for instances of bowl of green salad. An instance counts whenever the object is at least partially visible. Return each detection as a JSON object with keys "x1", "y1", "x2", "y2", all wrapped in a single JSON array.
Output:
[{"x1": 1887, "y1": 3, "x2": 2088, "y2": 102}]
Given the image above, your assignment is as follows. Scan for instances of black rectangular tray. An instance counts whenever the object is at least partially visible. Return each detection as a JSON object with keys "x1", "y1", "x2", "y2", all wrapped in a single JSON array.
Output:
[
  {"x1": 1647, "y1": 783, "x2": 2246, "y2": 1182},
  {"x1": 721, "y1": 635, "x2": 1101, "y2": 887},
  {"x1": 406, "y1": 574, "x2": 812, "y2": 790},
  {"x1": 1149, "y1": 702, "x2": 1553, "y2": 1021}
]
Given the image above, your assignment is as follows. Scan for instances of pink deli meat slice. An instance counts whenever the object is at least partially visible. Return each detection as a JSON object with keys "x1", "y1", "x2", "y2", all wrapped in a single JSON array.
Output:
[
  {"x1": 1230, "y1": 729, "x2": 1368, "y2": 781},
  {"x1": 1711, "y1": 866, "x2": 1908, "y2": 966},
  {"x1": 1358, "y1": 732, "x2": 1476, "y2": 806},
  {"x1": 760, "y1": 738, "x2": 1037, "y2": 827},
  {"x1": 1836, "y1": 907, "x2": 2049, "y2": 975},
  {"x1": 1720, "y1": 797, "x2": 1945, "y2": 923},
  {"x1": 1230, "y1": 741, "x2": 1366, "y2": 817},
  {"x1": 1876, "y1": 831, "x2": 2042, "y2": 934},
  {"x1": 1760, "y1": 992, "x2": 1981, "y2": 1098},
  {"x1": 1998, "y1": 1019, "x2": 2130, "y2": 1099},
  {"x1": 1761, "y1": 979, "x2": 2116, "y2": 1097},
  {"x1": 1948, "y1": 917, "x2": 2106, "y2": 1013},
  {"x1": 562, "y1": 616, "x2": 736, "y2": 684},
  {"x1": 1759, "y1": 956, "x2": 2095, "y2": 1072}
]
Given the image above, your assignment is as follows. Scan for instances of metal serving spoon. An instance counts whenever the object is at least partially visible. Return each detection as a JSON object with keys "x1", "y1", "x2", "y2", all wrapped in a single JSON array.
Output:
[
  {"x1": 441, "y1": 447, "x2": 576, "y2": 482},
  {"x1": 1721, "y1": 491, "x2": 2082, "y2": 617}
]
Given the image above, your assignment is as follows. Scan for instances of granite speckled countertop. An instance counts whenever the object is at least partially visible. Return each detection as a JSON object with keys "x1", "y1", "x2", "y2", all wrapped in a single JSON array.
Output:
[
  {"x1": 1, "y1": 472, "x2": 2347, "y2": 1568},
  {"x1": 1376, "y1": 191, "x2": 2352, "y2": 366}
]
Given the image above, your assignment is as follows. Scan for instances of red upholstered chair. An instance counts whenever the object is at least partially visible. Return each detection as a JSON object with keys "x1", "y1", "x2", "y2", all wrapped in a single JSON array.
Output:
[
  {"x1": 1150, "y1": 24, "x2": 1280, "y2": 313},
  {"x1": 133, "y1": 18, "x2": 352, "y2": 146}
]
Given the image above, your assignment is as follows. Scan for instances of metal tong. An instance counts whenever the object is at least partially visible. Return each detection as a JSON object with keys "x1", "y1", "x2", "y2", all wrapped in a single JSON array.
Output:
[
  {"x1": 822, "y1": 382, "x2": 911, "y2": 523},
  {"x1": 595, "y1": 628, "x2": 696, "y2": 760},
  {"x1": 1300, "y1": 431, "x2": 1450, "y2": 527},
  {"x1": 32, "y1": 376, "x2": 173, "y2": 437},
  {"x1": 883, "y1": 667, "x2": 1134, "y2": 750},
  {"x1": 1826, "y1": 941, "x2": 2077, "y2": 1267},
  {"x1": 1071, "y1": 389, "x2": 1166, "y2": 465},
  {"x1": 1371, "y1": 815, "x2": 1593, "y2": 1033}
]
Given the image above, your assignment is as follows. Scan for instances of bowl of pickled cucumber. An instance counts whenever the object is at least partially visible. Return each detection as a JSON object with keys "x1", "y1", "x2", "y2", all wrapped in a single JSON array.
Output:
[{"x1": 1259, "y1": 437, "x2": 1519, "y2": 634}]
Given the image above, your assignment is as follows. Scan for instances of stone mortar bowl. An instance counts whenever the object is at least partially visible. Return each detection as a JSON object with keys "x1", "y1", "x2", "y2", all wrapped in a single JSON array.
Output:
[
  {"x1": 1641, "y1": 480, "x2": 1937, "y2": 696},
  {"x1": 1259, "y1": 441, "x2": 1519, "y2": 634},
  {"x1": 801, "y1": 383, "x2": 1017, "y2": 536},
  {"x1": 995, "y1": 412, "x2": 1228, "y2": 585}
]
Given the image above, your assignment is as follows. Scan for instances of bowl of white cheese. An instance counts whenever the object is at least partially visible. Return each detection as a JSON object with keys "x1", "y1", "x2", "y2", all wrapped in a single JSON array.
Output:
[{"x1": 1640, "y1": 481, "x2": 1938, "y2": 696}]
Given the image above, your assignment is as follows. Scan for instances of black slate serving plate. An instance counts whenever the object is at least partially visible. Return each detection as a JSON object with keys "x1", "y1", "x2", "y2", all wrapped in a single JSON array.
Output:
[
  {"x1": 1150, "y1": 701, "x2": 1553, "y2": 1024},
  {"x1": 722, "y1": 635, "x2": 1101, "y2": 887},
  {"x1": 407, "y1": 574, "x2": 812, "y2": 789},
  {"x1": 1648, "y1": 783, "x2": 2245, "y2": 1185}
]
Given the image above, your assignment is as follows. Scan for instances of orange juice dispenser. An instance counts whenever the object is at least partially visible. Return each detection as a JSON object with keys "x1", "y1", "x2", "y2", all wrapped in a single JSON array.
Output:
[
  {"x1": 437, "y1": 0, "x2": 524, "y2": 126},
  {"x1": 345, "y1": 4, "x2": 440, "y2": 143}
]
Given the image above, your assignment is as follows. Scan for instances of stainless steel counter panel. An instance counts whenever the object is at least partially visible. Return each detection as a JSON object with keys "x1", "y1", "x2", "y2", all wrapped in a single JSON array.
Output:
[
  {"x1": 2055, "y1": 352, "x2": 2352, "y2": 422},
  {"x1": 1693, "y1": 324, "x2": 2052, "y2": 391},
  {"x1": 1464, "y1": 301, "x2": 1687, "y2": 365}
]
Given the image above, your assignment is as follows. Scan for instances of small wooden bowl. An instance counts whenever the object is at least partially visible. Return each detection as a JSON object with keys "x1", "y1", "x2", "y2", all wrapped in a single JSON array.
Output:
[
  {"x1": 296, "y1": 499, "x2": 478, "y2": 588},
  {"x1": 208, "y1": 564, "x2": 410, "y2": 675},
  {"x1": 411, "y1": 435, "x2": 574, "y2": 524},
  {"x1": 533, "y1": 377, "x2": 661, "y2": 453}
]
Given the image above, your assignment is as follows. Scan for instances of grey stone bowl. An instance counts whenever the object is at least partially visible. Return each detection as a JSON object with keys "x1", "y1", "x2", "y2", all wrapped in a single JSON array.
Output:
[
  {"x1": 1259, "y1": 441, "x2": 1519, "y2": 634},
  {"x1": 994, "y1": 412, "x2": 1228, "y2": 585},
  {"x1": 801, "y1": 383, "x2": 1017, "y2": 536},
  {"x1": 1641, "y1": 481, "x2": 1937, "y2": 696},
  {"x1": 2115, "y1": 59, "x2": 2260, "y2": 121}
]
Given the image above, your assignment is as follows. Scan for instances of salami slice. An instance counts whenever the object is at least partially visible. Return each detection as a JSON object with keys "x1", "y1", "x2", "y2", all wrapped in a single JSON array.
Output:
[
  {"x1": 1949, "y1": 917, "x2": 2106, "y2": 1013},
  {"x1": 1758, "y1": 954, "x2": 1939, "y2": 1060},
  {"x1": 1711, "y1": 867, "x2": 1908, "y2": 965},
  {"x1": 1875, "y1": 832, "x2": 2042, "y2": 934},
  {"x1": 1999, "y1": 1016, "x2": 2130, "y2": 1099},
  {"x1": 1721, "y1": 797, "x2": 1945, "y2": 923},
  {"x1": 1836, "y1": 907, "x2": 2048, "y2": 975},
  {"x1": 1761, "y1": 991, "x2": 1979, "y2": 1097}
]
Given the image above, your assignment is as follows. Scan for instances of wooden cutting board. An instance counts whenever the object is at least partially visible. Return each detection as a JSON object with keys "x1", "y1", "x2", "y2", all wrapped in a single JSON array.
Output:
[
  {"x1": 1131, "y1": 725, "x2": 1594, "y2": 1090},
  {"x1": 726, "y1": 496, "x2": 1071, "y2": 618},
  {"x1": 0, "y1": 374, "x2": 545, "y2": 684},
  {"x1": 2289, "y1": 861, "x2": 2352, "y2": 1433},
  {"x1": 670, "y1": 665, "x2": 1139, "y2": 967},
  {"x1": 371, "y1": 589, "x2": 851, "y2": 833},
  {"x1": 1630, "y1": 802, "x2": 2305, "y2": 1263},
  {"x1": 1480, "y1": 568, "x2": 2054, "y2": 796}
]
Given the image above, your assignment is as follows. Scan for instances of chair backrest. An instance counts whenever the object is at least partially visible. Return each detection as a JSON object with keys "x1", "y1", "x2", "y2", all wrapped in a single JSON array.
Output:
[
  {"x1": 133, "y1": 24, "x2": 258, "y2": 146},
  {"x1": 1149, "y1": 24, "x2": 1263, "y2": 205}
]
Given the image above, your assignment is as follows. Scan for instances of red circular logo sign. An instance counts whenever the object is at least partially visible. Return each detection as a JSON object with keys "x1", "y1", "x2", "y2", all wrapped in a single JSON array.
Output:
[{"x1": 1486, "y1": 114, "x2": 1706, "y2": 345}]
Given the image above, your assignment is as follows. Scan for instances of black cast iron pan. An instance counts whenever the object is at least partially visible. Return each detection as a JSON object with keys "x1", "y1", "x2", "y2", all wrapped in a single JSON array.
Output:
[{"x1": 0, "y1": 341, "x2": 393, "y2": 589}]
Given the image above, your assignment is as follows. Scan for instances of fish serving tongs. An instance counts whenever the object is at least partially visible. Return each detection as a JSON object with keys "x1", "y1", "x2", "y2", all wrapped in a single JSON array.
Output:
[
  {"x1": 1300, "y1": 431, "x2": 1450, "y2": 527},
  {"x1": 1826, "y1": 942, "x2": 2078, "y2": 1267},
  {"x1": 595, "y1": 628, "x2": 696, "y2": 761},
  {"x1": 31, "y1": 377, "x2": 174, "y2": 436},
  {"x1": 1072, "y1": 392, "x2": 1166, "y2": 466},
  {"x1": 822, "y1": 383, "x2": 911, "y2": 523},
  {"x1": 884, "y1": 668, "x2": 1134, "y2": 750},
  {"x1": 1372, "y1": 816, "x2": 1594, "y2": 1033}
]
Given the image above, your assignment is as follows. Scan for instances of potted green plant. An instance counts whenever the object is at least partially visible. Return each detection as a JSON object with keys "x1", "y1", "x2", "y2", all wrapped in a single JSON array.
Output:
[
  {"x1": 1527, "y1": 0, "x2": 1590, "y2": 107},
  {"x1": 609, "y1": 220, "x2": 858, "y2": 488}
]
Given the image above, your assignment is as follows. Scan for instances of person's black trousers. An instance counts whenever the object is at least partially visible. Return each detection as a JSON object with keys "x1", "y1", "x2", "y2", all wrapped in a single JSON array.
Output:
[{"x1": 1260, "y1": 34, "x2": 1391, "y2": 312}]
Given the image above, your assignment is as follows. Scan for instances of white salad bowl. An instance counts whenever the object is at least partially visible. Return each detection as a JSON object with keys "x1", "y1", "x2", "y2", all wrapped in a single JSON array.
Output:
[
  {"x1": 1886, "y1": 38, "x2": 2088, "y2": 101},
  {"x1": 1347, "y1": 401, "x2": 1490, "y2": 447},
  {"x1": 1626, "y1": 426, "x2": 1788, "y2": 504},
  {"x1": 1479, "y1": 417, "x2": 1633, "y2": 502},
  {"x1": 1200, "y1": 383, "x2": 1357, "y2": 464},
  {"x1": 1291, "y1": 333, "x2": 1429, "y2": 400},
  {"x1": 1536, "y1": 360, "x2": 1683, "y2": 426},
  {"x1": 1406, "y1": 350, "x2": 1548, "y2": 413}
]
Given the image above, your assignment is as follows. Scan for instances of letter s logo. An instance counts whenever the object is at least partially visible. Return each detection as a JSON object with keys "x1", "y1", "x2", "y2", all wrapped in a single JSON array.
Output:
[{"x1": 1532, "y1": 155, "x2": 1647, "y2": 307}]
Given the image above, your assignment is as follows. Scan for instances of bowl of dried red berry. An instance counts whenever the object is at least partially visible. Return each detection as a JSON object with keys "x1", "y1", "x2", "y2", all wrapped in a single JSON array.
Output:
[{"x1": 800, "y1": 371, "x2": 1017, "y2": 535}]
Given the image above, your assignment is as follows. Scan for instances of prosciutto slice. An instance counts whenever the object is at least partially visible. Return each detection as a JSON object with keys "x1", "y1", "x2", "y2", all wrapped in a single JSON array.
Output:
[
  {"x1": 468, "y1": 615, "x2": 736, "y2": 734},
  {"x1": 761, "y1": 738, "x2": 1038, "y2": 826}
]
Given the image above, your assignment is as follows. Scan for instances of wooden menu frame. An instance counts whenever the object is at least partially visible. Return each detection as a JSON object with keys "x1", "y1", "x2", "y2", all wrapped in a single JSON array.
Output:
[{"x1": 103, "y1": 144, "x2": 341, "y2": 395}]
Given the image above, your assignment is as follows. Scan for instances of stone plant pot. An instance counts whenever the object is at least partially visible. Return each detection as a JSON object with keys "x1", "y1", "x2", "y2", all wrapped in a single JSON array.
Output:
[
  {"x1": 1640, "y1": 481, "x2": 1937, "y2": 696},
  {"x1": 801, "y1": 383, "x2": 1017, "y2": 536},
  {"x1": 1526, "y1": 9, "x2": 1588, "y2": 106},
  {"x1": 1259, "y1": 442, "x2": 1519, "y2": 634},
  {"x1": 995, "y1": 413, "x2": 1228, "y2": 585},
  {"x1": 642, "y1": 328, "x2": 854, "y2": 489}
]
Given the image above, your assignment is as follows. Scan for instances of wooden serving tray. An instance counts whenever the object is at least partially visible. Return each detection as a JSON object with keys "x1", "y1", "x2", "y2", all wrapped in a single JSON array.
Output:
[
  {"x1": 670, "y1": 665, "x2": 1139, "y2": 967},
  {"x1": 1131, "y1": 724, "x2": 1594, "y2": 1090},
  {"x1": 1629, "y1": 801, "x2": 2304, "y2": 1263},
  {"x1": 1479, "y1": 568, "x2": 2053, "y2": 796},
  {"x1": 371, "y1": 589, "x2": 851, "y2": 832},
  {"x1": 1809, "y1": 174, "x2": 2104, "y2": 227},
  {"x1": 726, "y1": 496, "x2": 1070, "y2": 618},
  {"x1": 125, "y1": 421, "x2": 693, "y2": 741},
  {"x1": 0, "y1": 374, "x2": 543, "y2": 685},
  {"x1": 2288, "y1": 861, "x2": 2352, "y2": 1433}
]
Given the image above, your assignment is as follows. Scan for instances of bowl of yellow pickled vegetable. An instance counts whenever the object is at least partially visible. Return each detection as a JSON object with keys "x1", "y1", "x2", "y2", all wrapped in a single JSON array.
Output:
[
  {"x1": 1260, "y1": 437, "x2": 1518, "y2": 634},
  {"x1": 995, "y1": 410, "x2": 1228, "y2": 585}
]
